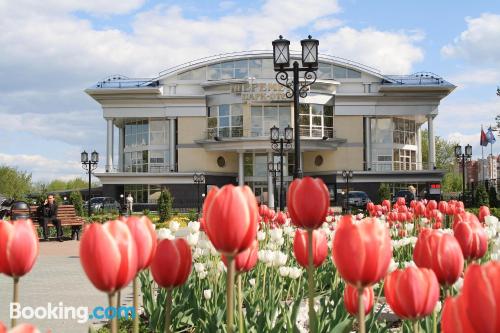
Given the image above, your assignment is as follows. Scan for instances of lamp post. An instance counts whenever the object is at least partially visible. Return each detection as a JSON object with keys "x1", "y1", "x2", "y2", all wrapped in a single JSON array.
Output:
[
  {"x1": 81, "y1": 150, "x2": 99, "y2": 217},
  {"x1": 270, "y1": 125, "x2": 293, "y2": 211},
  {"x1": 193, "y1": 172, "x2": 205, "y2": 217},
  {"x1": 267, "y1": 161, "x2": 280, "y2": 210},
  {"x1": 272, "y1": 35, "x2": 319, "y2": 179},
  {"x1": 342, "y1": 170, "x2": 354, "y2": 213},
  {"x1": 455, "y1": 144, "x2": 472, "y2": 204}
]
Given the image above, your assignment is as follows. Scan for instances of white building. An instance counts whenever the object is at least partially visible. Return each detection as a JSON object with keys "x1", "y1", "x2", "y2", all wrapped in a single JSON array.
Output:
[{"x1": 85, "y1": 51, "x2": 455, "y2": 210}]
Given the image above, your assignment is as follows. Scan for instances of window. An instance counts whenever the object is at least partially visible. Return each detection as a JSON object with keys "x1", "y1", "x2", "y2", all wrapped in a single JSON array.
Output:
[
  {"x1": 393, "y1": 118, "x2": 417, "y2": 145},
  {"x1": 207, "y1": 104, "x2": 243, "y2": 138},
  {"x1": 150, "y1": 120, "x2": 169, "y2": 145},
  {"x1": 207, "y1": 59, "x2": 275, "y2": 81},
  {"x1": 177, "y1": 67, "x2": 207, "y2": 80},
  {"x1": 251, "y1": 104, "x2": 291, "y2": 137},
  {"x1": 125, "y1": 120, "x2": 149, "y2": 147},
  {"x1": 124, "y1": 150, "x2": 148, "y2": 172},
  {"x1": 393, "y1": 149, "x2": 417, "y2": 171},
  {"x1": 298, "y1": 104, "x2": 334, "y2": 138}
]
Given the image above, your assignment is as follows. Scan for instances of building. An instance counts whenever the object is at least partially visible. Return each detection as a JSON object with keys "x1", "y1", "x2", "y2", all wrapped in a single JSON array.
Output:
[
  {"x1": 477, "y1": 155, "x2": 498, "y2": 188},
  {"x1": 85, "y1": 51, "x2": 455, "y2": 210}
]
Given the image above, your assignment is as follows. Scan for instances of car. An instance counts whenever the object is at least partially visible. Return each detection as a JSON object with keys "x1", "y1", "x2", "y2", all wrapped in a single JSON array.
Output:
[
  {"x1": 347, "y1": 191, "x2": 371, "y2": 208},
  {"x1": 85, "y1": 197, "x2": 122, "y2": 213},
  {"x1": 392, "y1": 190, "x2": 415, "y2": 205}
]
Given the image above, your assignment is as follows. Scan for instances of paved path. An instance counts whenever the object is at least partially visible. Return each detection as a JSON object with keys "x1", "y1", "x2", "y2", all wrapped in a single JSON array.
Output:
[{"x1": 0, "y1": 240, "x2": 136, "y2": 333}]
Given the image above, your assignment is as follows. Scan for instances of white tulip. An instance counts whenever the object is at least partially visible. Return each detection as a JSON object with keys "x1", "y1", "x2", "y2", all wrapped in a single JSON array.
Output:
[
  {"x1": 388, "y1": 258, "x2": 398, "y2": 273},
  {"x1": 279, "y1": 266, "x2": 290, "y2": 277},
  {"x1": 169, "y1": 220, "x2": 180, "y2": 232},
  {"x1": 405, "y1": 223, "x2": 414, "y2": 232},
  {"x1": 454, "y1": 277, "x2": 464, "y2": 291},
  {"x1": 325, "y1": 216, "x2": 333, "y2": 223},
  {"x1": 249, "y1": 278, "x2": 256, "y2": 287},
  {"x1": 188, "y1": 221, "x2": 200, "y2": 233},
  {"x1": 203, "y1": 289, "x2": 212, "y2": 300},
  {"x1": 288, "y1": 267, "x2": 302, "y2": 279},
  {"x1": 198, "y1": 271, "x2": 208, "y2": 279},
  {"x1": 157, "y1": 228, "x2": 174, "y2": 240},
  {"x1": 218, "y1": 261, "x2": 227, "y2": 272},
  {"x1": 257, "y1": 230, "x2": 266, "y2": 241},
  {"x1": 270, "y1": 228, "x2": 283, "y2": 242},
  {"x1": 434, "y1": 301, "x2": 442, "y2": 312},
  {"x1": 194, "y1": 262, "x2": 205, "y2": 273},
  {"x1": 187, "y1": 232, "x2": 199, "y2": 247},
  {"x1": 273, "y1": 251, "x2": 287, "y2": 267}
]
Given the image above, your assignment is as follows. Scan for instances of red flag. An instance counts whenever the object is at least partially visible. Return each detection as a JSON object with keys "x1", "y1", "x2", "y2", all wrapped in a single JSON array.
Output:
[{"x1": 480, "y1": 128, "x2": 488, "y2": 146}]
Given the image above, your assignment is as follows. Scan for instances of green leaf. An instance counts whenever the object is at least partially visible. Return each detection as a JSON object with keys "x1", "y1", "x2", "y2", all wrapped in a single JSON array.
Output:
[{"x1": 331, "y1": 318, "x2": 353, "y2": 333}]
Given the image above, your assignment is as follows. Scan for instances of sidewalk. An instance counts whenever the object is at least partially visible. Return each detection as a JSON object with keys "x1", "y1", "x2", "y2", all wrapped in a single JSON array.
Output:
[{"x1": 0, "y1": 240, "x2": 136, "y2": 333}]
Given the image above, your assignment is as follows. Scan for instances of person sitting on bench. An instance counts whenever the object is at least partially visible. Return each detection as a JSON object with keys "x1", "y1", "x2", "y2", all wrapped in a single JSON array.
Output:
[{"x1": 40, "y1": 194, "x2": 63, "y2": 242}]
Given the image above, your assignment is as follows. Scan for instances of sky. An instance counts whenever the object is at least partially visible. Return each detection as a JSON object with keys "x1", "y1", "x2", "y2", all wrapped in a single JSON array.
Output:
[{"x1": 0, "y1": 0, "x2": 499, "y2": 182}]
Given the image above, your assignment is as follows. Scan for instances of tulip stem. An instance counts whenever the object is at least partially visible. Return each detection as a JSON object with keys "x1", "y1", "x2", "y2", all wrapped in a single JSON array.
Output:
[
  {"x1": 133, "y1": 275, "x2": 139, "y2": 333},
  {"x1": 307, "y1": 229, "x2": 316, "y2": 333},
  {"x1": 165, "y1": 288, "x2": 173, "y2": 333},
  {"x1": 412, "y1": 320, "x2": 419, "y2": 333},
  {"x1": 11, "y1": 277, "x2": 19, "y2": 328},
  {"x1": 226, "y1": 255, "x2": 235, "y2": 333},
  {"x1": 432, "y1": 309, "x2": 437, "y2": 333},
  {"x1": 238, "y1": 274, "x2": 243, "y2": 333},
  {"x1": 357, "y1": 287, "x2": 365, "y2": 333},
  {"x1": 108, "y1": 293, "x2": 118, "y2": 333}
]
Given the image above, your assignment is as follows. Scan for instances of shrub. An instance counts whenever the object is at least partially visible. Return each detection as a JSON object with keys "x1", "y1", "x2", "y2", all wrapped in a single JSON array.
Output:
[
  {"x1": 69, "y1": 191, "x2": 84, "y2": 216},
  {"x1": 474, "y1": 183, "x2": 489, "y2": 207},
  {"x1": 378, "y1": 183, "x2": 391, "y2": 202},
  {"x1": 187, "y1": 209, "x2": 198, "y2": 221},
  {"x1": 158, "y1": 188, "x2": 174, "y2": 222},
  {"x1": 488, "y1": 186, "x2": 498, "y2": 208}
]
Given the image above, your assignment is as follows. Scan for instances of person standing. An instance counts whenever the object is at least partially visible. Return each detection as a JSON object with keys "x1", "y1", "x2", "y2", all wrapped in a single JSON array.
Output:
[
  {"x1": 40, "y1": 194, "x2": 63, "y2": 242},
  {"x1": 126, "y1": 193, "x2": 134, "y2": 215}
]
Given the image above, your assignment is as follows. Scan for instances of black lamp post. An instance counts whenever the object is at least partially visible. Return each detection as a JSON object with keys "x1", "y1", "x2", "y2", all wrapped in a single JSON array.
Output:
[
  {"x1": 342, "y1": 170, "x2": 354, "y2": 213},
  {"x1": 193, "y1": 172, "x2": 205, "y2": 217},
  {"x1": 272, "y1": 35, "x2": 319, "y2": 179},
  {"x1": 267, "y1": 161, "x2": 280, "y2": 210},
  {"x1": 455, "y1": 144, "x2": 472, "y2": 204},
  {"x1": 81, "y1": 150, "x2": 99, "y2": 217},
  {"x1": 270, "y1": 125, "x2": 293, "y2": 211}
]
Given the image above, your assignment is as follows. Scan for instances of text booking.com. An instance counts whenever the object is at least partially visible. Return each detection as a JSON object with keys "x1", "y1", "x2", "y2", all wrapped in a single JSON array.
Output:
[{"x1": 10, "y1": 302, "x2": 136, "y2": 324}]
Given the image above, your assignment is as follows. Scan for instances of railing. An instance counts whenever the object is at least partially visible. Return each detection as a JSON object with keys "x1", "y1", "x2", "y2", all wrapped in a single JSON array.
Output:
[
  {"x1": 121, "y1": 164, "x2": 178, "y2": 173},
  {"x1": 205, "y1": 128, "x2": 337, "y2": 140},
  {"x1": 381, "y1": 72, "x2": 449, "y2": 86},
  {"x1": 366, "y1": 161, "x2": 429, "y2": 172},
  {"x1": 94, "y1": 75, "x2": 160, "y2": 89}
]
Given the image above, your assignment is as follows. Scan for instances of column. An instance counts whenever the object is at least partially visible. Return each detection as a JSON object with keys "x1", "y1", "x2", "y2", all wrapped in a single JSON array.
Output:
[
  {"x1": 364, "y1": 117, "x2": 372, "y2": 170},
  {"x1": 118, "y1": 126, "x2": 124, "y2": 172},
  {"x1": 169, "y1": 118, "x2": 176, "y2": 171},
  {"x1": 417, "y1": 127, "x2": 422, "y2": 170},
  {"x1": 106, "y1": 118, "x2": 114, "y2": 172},
  {"x1": 238, "y1": 151, "x2": 244, "y2": 186},
  {"x1": 267, "y1": 152, "x2": 275, "y2": 209},
  {"x1": 427, "y1": 115, "x2": 436, "y2": 170}
]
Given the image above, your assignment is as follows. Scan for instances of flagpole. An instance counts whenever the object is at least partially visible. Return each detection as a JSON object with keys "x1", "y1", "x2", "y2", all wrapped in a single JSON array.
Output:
[{"x1": 482, "y1": 125, "x2": 485, "y2": 186}]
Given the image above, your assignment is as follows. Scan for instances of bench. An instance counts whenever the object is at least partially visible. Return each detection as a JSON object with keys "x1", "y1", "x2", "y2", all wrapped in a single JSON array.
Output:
[{"x1": 12, "y1": 205, "x2": 85, "y2": 240}]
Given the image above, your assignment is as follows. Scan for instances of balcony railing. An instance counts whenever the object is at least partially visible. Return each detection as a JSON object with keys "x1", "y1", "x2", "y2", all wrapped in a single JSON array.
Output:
[
  {"x1": 121, "y1": 164, "x2": 178, "y2": 173},
  {"x1": 205, "y1": 128, "x2": 337, "y2": 140}
]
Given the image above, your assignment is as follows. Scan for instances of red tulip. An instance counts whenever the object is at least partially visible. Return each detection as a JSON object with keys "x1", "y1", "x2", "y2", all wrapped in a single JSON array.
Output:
[
  {"x1": 0, "y1": 219, "x2": 39, "y2": 278},
  {"x1": 343, "y1": 284, "x2": 374, "y2": 316},
  {"x1": 396, "y1": 197, "x2": 405, "y2": 206},
  {"x1": 222, "y1": 240, "x2": 258, "y2": 273},
  {"x1": 414, "y1": 202, "x2": 426, "y2": 217},
  {"x1": 478, "y1": 206, "x2": 490, "y2": 223},
  {"x1": 275, "y1": 211, "x2": 287, "y2": 226},
  {"x1": 0, "y1": 323, "x2": 41, "y2": 333},
  {"x1": 151, "y1": 238, "x2": 191, "y2": 288},
  {"x1": 332, "y1": 216, "x2": 392, "y2": 288},
  {"x1": 462, "y1": 261, "x2": 499, "y2": 333},
  {"x1": 413, "y1": 229, "x2": 464, "y2": 286},
  {"x1": 293, "y1": 229, "x2": 328, "y2": 268},
  {"x1": 427, "y1": 200, "x2": 437, "y2": 210},
  {"x1": 441, "y1": 295, "x2": 475, "y2": 333},
  {"x1": 203, "y1": 185, "x2": 258, "y2": 255},
  {"x1": 438, "y1": 201, "x2": 448, "y2": 215},
  {"x1": 80, "y1": 220, "x2": 138, "y2": 293},
  {"x1": 287, "y1": 177, "x2": 329, "y2": 230},
  {"x1": 453, "y1": 217, "x2": 488, "y2": 260},
  {"x1": 381, "y1": 200, "x2": 391, "y2": 212},
  {"x1": 384, "y1": 267, "x2": 439, "y2": 320},
  {"x1": 366, "y1": 202, "x2": 375, "y2": 215},
  {"x1": 410, "y1": 200, "x2": 417, "y2": 209},
  {"x1": 125, "y1": 216, "x2": 157, "y2": 271}
]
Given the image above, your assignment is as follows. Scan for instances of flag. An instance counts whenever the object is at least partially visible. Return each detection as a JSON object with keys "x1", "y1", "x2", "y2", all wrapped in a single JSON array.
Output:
[
  {"x1": 486, "y1": 127, "x2": 496, "y2": 144},
  {"x1": 480, "y1": 128, "x2": 488, "y2": 146}
]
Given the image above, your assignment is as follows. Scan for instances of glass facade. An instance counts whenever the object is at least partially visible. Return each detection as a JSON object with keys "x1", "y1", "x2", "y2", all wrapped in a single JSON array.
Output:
[
  {"x1": 317, "y1": 62, "x2": 361, "y2": 79},
  {"x1": 298, "y1": 104, "x2": 334, "y2": 138},
  {"x1": 250, "y1": 104, "x2": 291, "y2": 137},
  {"x1": 123, "y1": 119, "x2": 171, "y2": 173},
  {"x1": 208, "y1": 104, "x2": 243, "y2": 138},
  {"x1": 124, "y1": 184, "x2": 163, "y2": 204}
]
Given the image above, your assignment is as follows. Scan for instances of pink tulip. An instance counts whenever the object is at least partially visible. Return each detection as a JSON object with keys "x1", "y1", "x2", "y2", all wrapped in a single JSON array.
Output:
[
  {"x1": 0, "y1": 219, "x2": 39, "y2": 278},
  {"x1": 125, "y1": 216, "x2": 157, "y2": 271},
  {"x1": 222, "y1": 240, "x2": 258, "y2": 273},
  {"x1": 287, "y1": 177, "x2": 330, "y2": 230},
  {"x1": 151, "y1": 239, "x2": 192, "y2": 288},
  {"x1": 293, "y1": 229, "x2": 328, "y2": 268}
]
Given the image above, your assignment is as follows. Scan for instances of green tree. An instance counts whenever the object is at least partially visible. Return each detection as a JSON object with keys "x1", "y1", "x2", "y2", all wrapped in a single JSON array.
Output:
[
  {"x1": 489, "y1": 186, "x2": 498, "y2": 208},
  {"x1": 46, "y1": 177, "x2": 88, "y2": 192},
  {"x1": 421, "y1": 129, "x2": 458, "y2": 172},
  {"x1": 158, "y1": 188, "x2": 174, "y2": 222},
  {"x1": 69, "y1": 191, "x2": 84, "y2": 216},
  {"x1": 475, "y1": 183, "x2": 489, "y2": 207},
  {"x1": 378, "y1": 183, "x2": 391, "y2": 202},
  {"x1": 0, "y1": 166, "x2": 32, "y2": 200},
  {"x1": 442, "y1": 173, "x2": 463, "y2": 193}
]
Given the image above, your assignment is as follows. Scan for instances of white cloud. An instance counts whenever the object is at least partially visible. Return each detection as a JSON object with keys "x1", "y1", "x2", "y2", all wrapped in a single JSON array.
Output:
[
  {"x1": 446, "y1": 68, "x2": 500, "y2": 87},
  {"x1": 313, "y1": 17, "x2": 344, "y2": 31},
  {"x1": 441, "y1": 13, "x2": 500, "y2": 64},
  {"x1": 320, "y1": 27, "x2": 424, "y2": 74}
]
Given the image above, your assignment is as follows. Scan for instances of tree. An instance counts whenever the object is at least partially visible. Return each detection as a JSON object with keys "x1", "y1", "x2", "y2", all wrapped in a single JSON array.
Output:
[
  {"x1": 378, "y1": 183, "x2": 391, "y2": 202},
  {"x1": 421, "y1": 129, "x2": 458, "y2": 172},
  {"x1": 69, "y1": 191, "x2": 84, "y2": 216},
  {"x1": 488, "y1": 186, "x2": 498, "y2": 208},
  {"x1": 158, "y1": 187, "x2": 174, "y2": 222},
  {"x1": 0, "y1": 166, "x2": 32, "y2": 200},
  {"x1": 46, "y1": 178, "x2": 88, "y2": 192},
  {"x1": 442, "y1": 173, "x2": 463, "y2": 193},
  {"x1": 475, "y1": 183, "x2": 489, "y2": 207}
]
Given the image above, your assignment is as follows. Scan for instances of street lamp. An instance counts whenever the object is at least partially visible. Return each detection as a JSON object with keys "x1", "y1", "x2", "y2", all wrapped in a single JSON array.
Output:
[
  {"x1": 342, "y1": 170, "x2": 354, "y2": 213},
  {"x1": 270, "y1": 125, "x2": 293, "y2": 211},
  {"x1": 81, "y1": 150, "x2": 99, "y2": 217},
  {"x1": 268, "y1": 161, "x2": 281, "y2": 210},
  {"x1": 273, "y1": 35, "x2": 319, "y2": 179},
  {"x1": 193, "y1": 172, "x2": 205, "y2": 218},
  {"x1": 455, "y1": 144, "x2": 472, "y2": 204}
]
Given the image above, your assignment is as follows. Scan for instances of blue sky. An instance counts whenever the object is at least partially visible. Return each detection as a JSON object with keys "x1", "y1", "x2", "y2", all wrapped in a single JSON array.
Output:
[{"x1": 0, "y1": 0, "x2": 499, "y2": 182}]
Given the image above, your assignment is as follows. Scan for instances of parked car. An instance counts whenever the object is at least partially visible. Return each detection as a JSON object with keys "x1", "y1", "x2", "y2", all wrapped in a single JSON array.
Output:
[
  {"x1": 85, "y1": 197, "x2": 121, "y2": 213},
  {"x1": 392, "y1": 190, "x2": 415, "y2": 205},
  {"x1": 347, "y1": 191, "x2": 371, "y2": 208},
  {"x1": 0, "y1": 196, "x2": 12, "y2": 219}
]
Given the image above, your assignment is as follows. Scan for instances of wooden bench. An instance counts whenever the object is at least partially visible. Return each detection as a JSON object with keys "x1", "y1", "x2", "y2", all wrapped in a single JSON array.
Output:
[{"x1": 12, "y1": 205, "x2": 85, "y2": 240}]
